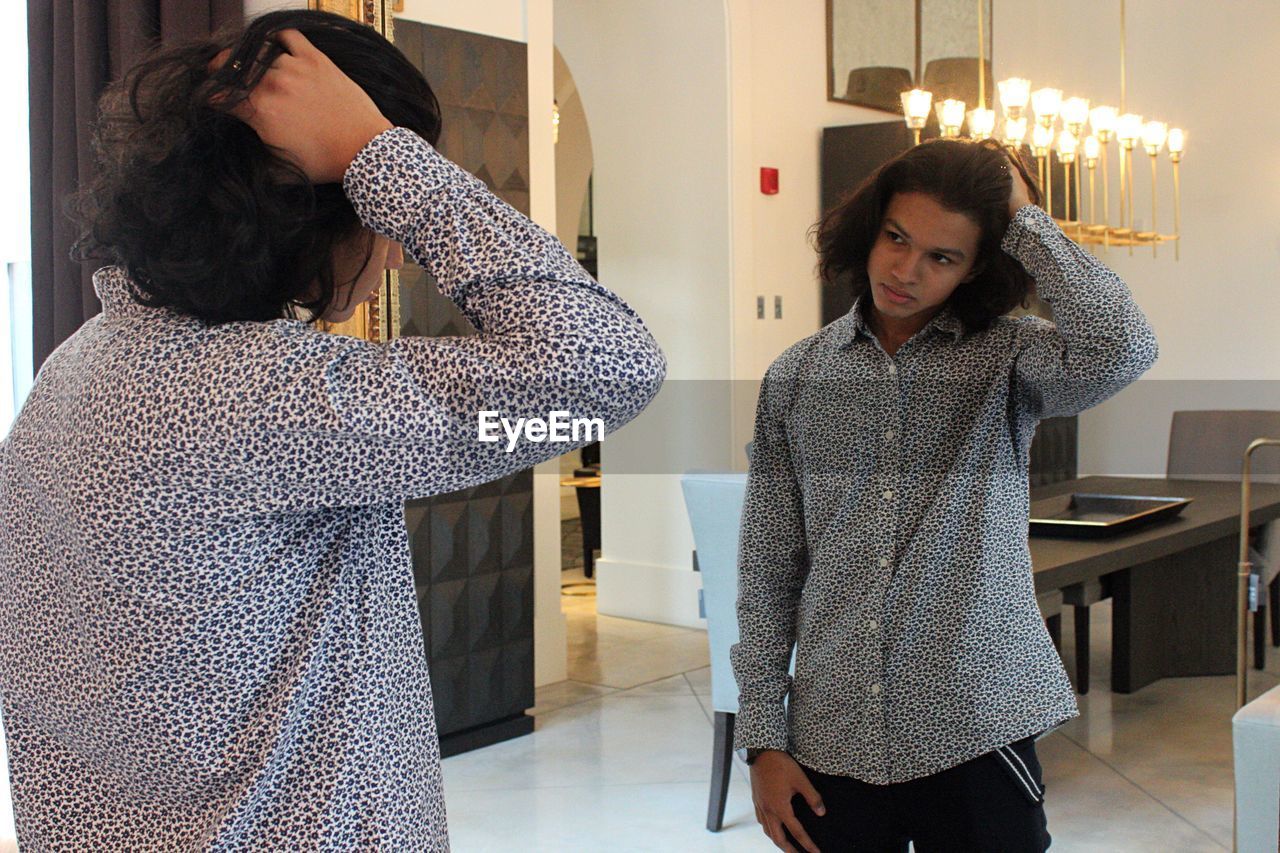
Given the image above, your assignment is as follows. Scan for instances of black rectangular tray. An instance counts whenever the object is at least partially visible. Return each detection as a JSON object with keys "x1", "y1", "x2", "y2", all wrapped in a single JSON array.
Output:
[{"x1": 1029, "y1": 493, "x2": 1193, "y2": 538}]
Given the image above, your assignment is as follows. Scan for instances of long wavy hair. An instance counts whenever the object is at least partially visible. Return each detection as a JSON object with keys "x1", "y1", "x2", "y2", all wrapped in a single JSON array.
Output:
[
  {"x1": 71, "y1": 9, "x2": 441, "y2": 324},
  {"x1": 815, "y1": 138, "x2": 1043, "y2": 333}
]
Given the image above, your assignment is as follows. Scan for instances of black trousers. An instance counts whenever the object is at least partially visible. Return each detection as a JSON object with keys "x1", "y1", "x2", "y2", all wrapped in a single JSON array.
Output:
[{"x1": 784, "y1": 737, "x2": 1051, "y2": 853}]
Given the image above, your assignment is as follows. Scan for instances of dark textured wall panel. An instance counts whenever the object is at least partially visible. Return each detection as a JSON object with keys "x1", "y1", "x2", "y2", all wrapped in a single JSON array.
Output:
[{"x1": 395, "y1": 20, "x2": 535, "y2": 753}]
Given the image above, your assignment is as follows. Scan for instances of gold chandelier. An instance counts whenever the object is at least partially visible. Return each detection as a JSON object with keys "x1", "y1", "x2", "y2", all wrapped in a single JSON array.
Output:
[{"x1": 898, "y1": 0, "x2": 1185, "y2": 259}]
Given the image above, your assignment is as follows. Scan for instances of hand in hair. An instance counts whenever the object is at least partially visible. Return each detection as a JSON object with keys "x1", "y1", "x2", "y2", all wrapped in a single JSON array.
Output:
[
  {"x1": 211, "y1": 29, "x2": 393, "y2": 184},
  {"x1": 1005, "y1": 149, "x2": 1034, "y2": 217}
]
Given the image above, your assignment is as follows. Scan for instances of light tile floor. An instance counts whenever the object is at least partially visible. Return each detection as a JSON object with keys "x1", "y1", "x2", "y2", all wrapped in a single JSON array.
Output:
[
  {"x1": 445, "y1": 576, "x2": 1280, "y2": 852},
  {"x1": 0, "y1": 575, "x2": 1272, "y2": 852}
]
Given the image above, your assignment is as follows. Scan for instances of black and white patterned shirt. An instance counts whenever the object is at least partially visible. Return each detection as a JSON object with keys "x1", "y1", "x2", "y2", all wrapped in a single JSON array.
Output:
[
  {"x1": 731, "y1": 204, "x2": 1157, "y2": 784},
  {"x1": 0, "y1": 128, "x2": 664, "y2": 849}
]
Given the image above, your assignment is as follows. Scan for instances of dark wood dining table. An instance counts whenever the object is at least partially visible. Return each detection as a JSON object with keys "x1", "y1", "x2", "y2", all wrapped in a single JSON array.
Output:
[{"x1": 1029, "y1": 476, "x2": 1280, "y2": 693}]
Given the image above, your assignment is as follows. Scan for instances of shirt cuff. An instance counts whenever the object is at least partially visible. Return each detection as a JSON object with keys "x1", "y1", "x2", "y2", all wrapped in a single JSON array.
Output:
[
  {"x1": 1000, "y1": 204, "x2": 1060, "y2": 257},
  {"x1": 1001, "y1": 203, "x2": 1084, "y2": 301},
  {"x1": 342, "y1": 126, "x2": 450, "y2": 246},
  {"x1": 732, "y1": 701, "x2": 790, "y2": 753}
]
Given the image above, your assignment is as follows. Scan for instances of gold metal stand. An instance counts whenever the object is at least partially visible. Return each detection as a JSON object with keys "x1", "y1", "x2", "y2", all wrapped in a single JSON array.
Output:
[
  {"x1": 1237, "y1": 439, "x2": 1280, "y2": 709},
  {"x1": 1234, "y1": 439, "x2": 1280, "y2": 853}
]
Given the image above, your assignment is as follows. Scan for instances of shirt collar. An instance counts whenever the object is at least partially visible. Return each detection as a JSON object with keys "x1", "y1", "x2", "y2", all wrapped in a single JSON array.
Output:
[
  {"x1": 93, "y1": 266, "x2": 151, "y2": 319},
  {"x1": 835, "y1": 297, "x2": 964, "y2": 349}
]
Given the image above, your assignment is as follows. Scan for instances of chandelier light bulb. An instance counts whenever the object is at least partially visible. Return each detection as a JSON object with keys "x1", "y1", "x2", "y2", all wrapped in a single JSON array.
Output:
[
  {"x1": 998, "y1": 77, "x2": 1031, "y2": 119},
  {"x1": 1084, "y1": 134, "x2": 1101, "y2": 165},
  {"x1": 1031, "y1": 87, "x2": 1063, "y2": 127},
  {"x1": 1089, "y1": 105, "x2": 1119, "y2": 142},
  {"x1": 935, "y1": 99, "x2": 967, "y2": 137},
  {"x1": 1061, "y1": 97, "x2": 1090, "y2": 134},
  {"x1": 1058, "y1": 131, "x2": 1078, "y2": 163},
  {"x1": 967, "y1": 107, "x2": 997, "y2": 139},
  {"x1": 1116, "y1": 113, "x2": 1144, "y2": 148},
  {"x1": 1032, "y1": 124, "x2": 1054, "y2": 156},
  {"x1": 1003, "y1": 116, "x2": 1028, "y2": 147},
  {"x1": 1167, "y1": 127, "x2": 1186, "y2": 161},
  {"x1": 1141, "y1": 121, "x2": 1168, "y2": 156},
  {"x1": 901, "y1": 89, "x2": 934, "y2": 130}
]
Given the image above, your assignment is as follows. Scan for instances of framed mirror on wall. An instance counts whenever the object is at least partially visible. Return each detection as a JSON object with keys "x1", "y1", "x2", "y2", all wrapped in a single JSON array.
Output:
[
  {"x1": 307, "y1": 0, "x2": 540, "y2": 757},
  {"x1": 827, "y1": 0, "x2": 993, "y2": 117},
  {"x1": 309, "y1": 0, "x2": 402, "y2": 342}
]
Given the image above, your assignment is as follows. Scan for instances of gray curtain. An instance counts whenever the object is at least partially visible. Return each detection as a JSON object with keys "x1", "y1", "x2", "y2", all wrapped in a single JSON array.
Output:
[{"x1": 27, "y1": 0, "x2": 244, "y2": 371}]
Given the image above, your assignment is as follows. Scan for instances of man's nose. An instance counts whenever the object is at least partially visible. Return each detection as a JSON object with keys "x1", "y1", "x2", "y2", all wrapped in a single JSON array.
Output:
[{"x1": 890, "y1": 253, "x2": 917, "y2": 285}]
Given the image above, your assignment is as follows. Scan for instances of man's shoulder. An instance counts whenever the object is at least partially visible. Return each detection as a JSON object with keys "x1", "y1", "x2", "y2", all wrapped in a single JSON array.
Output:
[{"x1": 765, "y1": 320, "x2": 848, "y2": 382}]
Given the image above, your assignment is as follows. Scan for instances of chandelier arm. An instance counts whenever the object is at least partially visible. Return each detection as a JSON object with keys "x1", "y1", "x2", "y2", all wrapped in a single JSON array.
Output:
[
  {"x1": 1173, "y1": 160, "x2": 1181, "y2": 261},
  {"x1": 1119, "y1": 0, "x2": 1127, "y2": 114},
  {"x1": 1102, "y1": 147, "x2": 1110, "y2": 251},
  {"x1": 1150, "y1": 154, "x2": 1158, "y2": 257},
  {"x1": 977, "y1": 0, "x2": 986, "y2": 110}
]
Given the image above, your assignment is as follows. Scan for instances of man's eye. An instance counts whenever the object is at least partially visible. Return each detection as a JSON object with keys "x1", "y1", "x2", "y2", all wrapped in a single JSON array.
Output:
[
  {"x1": 886, "y1": 231, "x2": 904, "y2": 243},
  {"x1": 933, "y1": 254, "x2": 952, "y2": 265}
]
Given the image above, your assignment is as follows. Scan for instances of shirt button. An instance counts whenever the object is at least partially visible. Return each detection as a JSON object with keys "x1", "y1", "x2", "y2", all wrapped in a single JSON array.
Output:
[
  {"x1": 868, "y1": 619, "x2": 879, "y2": 631},
  {"x1": 870, "y1": 683, "x2": 882, "y2": 696},
  {"x1": 887, "y1": 364, "x2": 897, "y2": 376},
  {"x1": 884, "y1": 429, "x2": 895, "y2": 441},
  {"x1": 883, "y1": 489, "x2": 894, "y2": 501},
  {"x1": 879, "y1": 557, "x2": 890, "y2": 568}
]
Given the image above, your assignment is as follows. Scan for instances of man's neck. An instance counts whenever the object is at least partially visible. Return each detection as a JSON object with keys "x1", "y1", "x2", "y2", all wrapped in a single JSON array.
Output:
[{"x1": 868, "y1": 307, "x2": 938, "y2": 357}]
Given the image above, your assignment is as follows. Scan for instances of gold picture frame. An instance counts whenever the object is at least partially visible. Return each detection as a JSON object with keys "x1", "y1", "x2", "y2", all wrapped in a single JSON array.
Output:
[
  {"x1": 826, "y1": 0, "x2": 993, "y2": 114},
  {"x1": 309, "y1": 0, "x2": 401, "y2": 342}
]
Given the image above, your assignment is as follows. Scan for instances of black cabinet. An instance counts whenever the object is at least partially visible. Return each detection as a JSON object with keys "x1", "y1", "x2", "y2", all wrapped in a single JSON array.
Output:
[{"x1": 396, "y1": 20, "x2": 536, "y2": 756}]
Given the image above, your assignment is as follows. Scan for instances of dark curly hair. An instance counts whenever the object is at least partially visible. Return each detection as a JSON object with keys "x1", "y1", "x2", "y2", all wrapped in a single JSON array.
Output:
[
  {"x1": 71, "y1": 10, "x2": 441, "y2": 324},
  {"x1": 815, "y1": 138, "x2": 1044, "y2": 333}
]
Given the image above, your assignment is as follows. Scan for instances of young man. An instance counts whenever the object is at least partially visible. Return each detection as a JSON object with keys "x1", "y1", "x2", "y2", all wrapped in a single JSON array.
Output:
[{"x1": 732, "y1": 139, "x2": 1157, "y2": 852}]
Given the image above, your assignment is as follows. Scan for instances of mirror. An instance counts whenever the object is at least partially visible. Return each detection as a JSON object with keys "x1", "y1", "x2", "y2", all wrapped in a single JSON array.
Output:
[{"x1": 827, "y1": 0, "x2": 993, "y2": 116}]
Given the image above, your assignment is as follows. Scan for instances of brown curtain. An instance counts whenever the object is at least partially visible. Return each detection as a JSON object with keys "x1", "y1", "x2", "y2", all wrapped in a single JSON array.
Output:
[{"x1": 27, "y1": 0, "x2": 244, "y2": 371}]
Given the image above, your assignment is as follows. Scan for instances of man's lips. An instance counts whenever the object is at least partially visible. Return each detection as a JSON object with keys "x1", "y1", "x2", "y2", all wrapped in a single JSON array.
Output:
[{"x1": 880, "y1": 282, "x2": 914, "y2": 303}]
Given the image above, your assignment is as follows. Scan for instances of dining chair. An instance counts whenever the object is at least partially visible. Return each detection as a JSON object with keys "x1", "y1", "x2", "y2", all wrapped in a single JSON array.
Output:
[{"x1": 680, "y1": 471, "x2": 749, "y2": 833}]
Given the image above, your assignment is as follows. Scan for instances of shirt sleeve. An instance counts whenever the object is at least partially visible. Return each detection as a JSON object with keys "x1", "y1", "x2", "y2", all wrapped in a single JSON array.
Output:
[
  {"x1": 730, "y1": 362, "x2": 808, "y2": 753},
  {"x1": 231, "y1": 127, "x2": 666, "y2": 510},
  {"x1": 1004, "y1": 204, "x2": 1158, "y2": 420}
]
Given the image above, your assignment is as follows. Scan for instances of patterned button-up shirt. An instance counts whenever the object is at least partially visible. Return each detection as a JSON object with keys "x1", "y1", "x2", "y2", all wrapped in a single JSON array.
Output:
[
  {"x1": 0, "y1": 128, "x2": 665, "y2": 849},
  {"x1": 731, "y1": 204, "x2": 1158, "y2": 784}
]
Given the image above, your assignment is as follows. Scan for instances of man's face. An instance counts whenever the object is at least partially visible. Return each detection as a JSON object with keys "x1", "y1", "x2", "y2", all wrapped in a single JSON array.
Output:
[
  {"x1": 322, "y1": 230, "x2": 404, "y2": 323},
  {"x1": 865, "y1": 191, "x2": 981, "y2": 329}
]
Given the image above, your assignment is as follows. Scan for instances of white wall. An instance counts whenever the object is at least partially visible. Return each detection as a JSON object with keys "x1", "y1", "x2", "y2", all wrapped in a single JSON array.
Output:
[
  {"x1": 996, "y1": 0, "x2": 1280, "y2": 475},
  {"x1": 551, "y1": 0, "x2": 904, "y2": 627},
  {"x1": 726, "y1": 0, "x2": 890, "y2": 458},
  {"x1": 552, "y1": 48, "x2": 592, "y2": 257},
  {"x1": 398, "y1": 0, "x2": 565, "y2": 686},
  {"x1": 521, "y1": 1, "x2": 568, "y2": 689},
  {"x1": 555, "y1": 0, "x2": 734, "y2": 626}
]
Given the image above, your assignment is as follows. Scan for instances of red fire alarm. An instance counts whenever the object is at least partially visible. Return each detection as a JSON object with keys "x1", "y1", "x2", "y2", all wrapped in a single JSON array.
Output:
[{"x1": 760, "y1": 167, "x2": 779, "y2": 195}]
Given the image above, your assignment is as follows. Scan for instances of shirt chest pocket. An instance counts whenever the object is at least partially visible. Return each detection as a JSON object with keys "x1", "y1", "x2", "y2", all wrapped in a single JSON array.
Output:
[{"x1": 787, "y1": 380, "x2": 889, "y2": 480}]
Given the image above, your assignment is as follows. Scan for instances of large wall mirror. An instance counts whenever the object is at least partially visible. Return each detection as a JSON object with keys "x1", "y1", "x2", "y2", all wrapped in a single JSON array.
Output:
[{"x1": 827, "y1": 0, "x2": 993, "y2": 116}]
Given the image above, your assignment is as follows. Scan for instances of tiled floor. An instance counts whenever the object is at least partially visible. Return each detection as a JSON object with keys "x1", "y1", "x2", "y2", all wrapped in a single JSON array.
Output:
[
  {"x1": 444, "y1": 576, "x2": 1280, "y2": 852},
  {"x1": 0, "y1": 574, "x2": 1273, "y2": 851}
]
